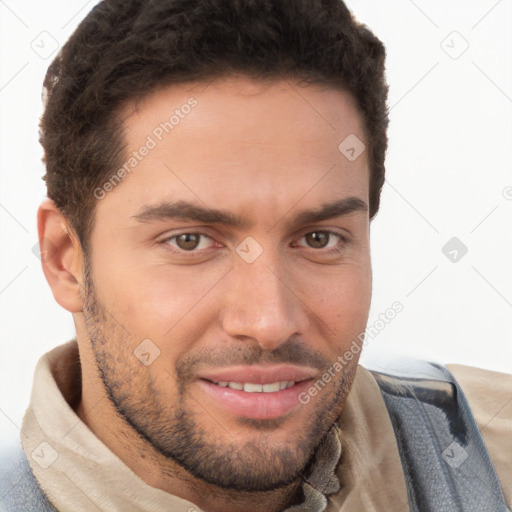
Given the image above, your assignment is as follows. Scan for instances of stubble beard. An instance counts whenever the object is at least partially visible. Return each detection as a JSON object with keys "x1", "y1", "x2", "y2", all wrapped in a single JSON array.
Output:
[{"x1": 80, "y1": 265, "x2": 357, "y2": 492}]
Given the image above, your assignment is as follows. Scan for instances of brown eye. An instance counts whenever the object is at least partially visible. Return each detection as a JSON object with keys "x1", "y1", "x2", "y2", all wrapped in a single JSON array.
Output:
[
  {"x1": 304, "y1": 231, "x2": 331, "y2": 249},
  {"x1": 161, "y1": 232, "x2": 218, "y2": 256},
  {"x1": 174, "y1": 233, "x2": 202, "y2": 250}
]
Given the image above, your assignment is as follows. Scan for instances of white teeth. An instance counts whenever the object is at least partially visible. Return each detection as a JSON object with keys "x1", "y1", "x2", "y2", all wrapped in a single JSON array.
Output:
[
  {"x1": 244, "y1": 383, "x2": 263, "y2": 393},
  {"x1": 216, "y1": 381, "x2": 296, "y2": 392},
  {"x1": 262, "y1": 382, "x2": 281, "y2": 392}
]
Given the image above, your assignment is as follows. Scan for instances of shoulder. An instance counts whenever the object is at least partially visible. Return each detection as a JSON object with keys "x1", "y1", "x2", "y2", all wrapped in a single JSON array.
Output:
[
  {"x1": 0, "y1": 433, "x2": 56, "y2": 511},
  {"x1": 448, "y1": 364, "x2": 512, "y2": 507}
]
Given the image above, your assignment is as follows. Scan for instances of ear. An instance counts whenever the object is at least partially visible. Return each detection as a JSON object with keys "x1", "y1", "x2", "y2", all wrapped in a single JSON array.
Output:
[{"x1": 37, "y1": 199, "x2": 85, "y2": 313}]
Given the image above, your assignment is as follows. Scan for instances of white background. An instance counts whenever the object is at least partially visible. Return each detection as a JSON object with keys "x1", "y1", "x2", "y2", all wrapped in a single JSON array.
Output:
[{"x1": 0, "y1": 0, "x2": 511, "y2": 429}]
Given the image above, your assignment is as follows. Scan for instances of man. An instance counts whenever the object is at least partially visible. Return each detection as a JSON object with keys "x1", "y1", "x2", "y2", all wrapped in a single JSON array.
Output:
[{"x1": 0, "y1": 0, "x2": 510, "y2": 511}]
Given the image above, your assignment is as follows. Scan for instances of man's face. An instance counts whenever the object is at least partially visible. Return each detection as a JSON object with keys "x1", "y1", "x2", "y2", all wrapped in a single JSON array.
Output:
[{"x1": 80, "y1": 76, "x2": 372, "y2": 491}]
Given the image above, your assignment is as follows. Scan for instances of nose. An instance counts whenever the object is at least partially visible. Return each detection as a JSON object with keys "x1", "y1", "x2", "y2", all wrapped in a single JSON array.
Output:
[{"x1": 219, "y1": 251, "x2": 309, "y2": 351}]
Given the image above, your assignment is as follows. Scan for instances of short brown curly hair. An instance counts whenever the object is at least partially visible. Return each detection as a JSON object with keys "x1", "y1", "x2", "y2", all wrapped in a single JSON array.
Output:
[{"x1": 40, "y1": 0, "x2": 389, "y2": 254}]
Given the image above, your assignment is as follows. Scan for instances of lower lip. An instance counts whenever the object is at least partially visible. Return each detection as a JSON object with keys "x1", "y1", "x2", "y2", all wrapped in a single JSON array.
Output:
[{"x1": 197, "y1": 379, "x2": 312, "y2": 420}]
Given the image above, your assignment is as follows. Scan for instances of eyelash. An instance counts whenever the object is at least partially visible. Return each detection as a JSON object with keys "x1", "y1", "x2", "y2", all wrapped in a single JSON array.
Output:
[{"x1": 160, "y1": 230, "x2": 348, "y2": 256}]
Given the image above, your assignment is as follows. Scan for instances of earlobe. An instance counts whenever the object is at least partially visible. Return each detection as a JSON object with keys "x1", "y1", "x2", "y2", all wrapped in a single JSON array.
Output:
[{"x1": 37, "y1": 199, "x2": 85, "y2": 313}]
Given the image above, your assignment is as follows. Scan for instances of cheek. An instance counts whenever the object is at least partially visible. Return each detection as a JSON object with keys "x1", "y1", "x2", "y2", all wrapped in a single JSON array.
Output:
[
  {"x1": 96, "y1": 260, "x2": 227, "y2": 343},
  {"x1": 328, "y1": 281, "x2": 371, "y2": 333},
  {"x1": 303, "y1": 262, "x2": 372, "y2": 345}
]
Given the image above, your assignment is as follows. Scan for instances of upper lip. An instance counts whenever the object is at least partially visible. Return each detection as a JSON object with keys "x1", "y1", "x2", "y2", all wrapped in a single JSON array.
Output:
[{"x1": 197, "y1": 364, "x2": 317, "y2": 385}]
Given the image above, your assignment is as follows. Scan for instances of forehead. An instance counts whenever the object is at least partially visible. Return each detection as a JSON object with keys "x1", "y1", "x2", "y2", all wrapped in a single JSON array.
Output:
[
  {"x1": 97, "y1": 76, "x2": 369, "y2": 226},
  {"x1": 124, "y1": 76, "x2": 367, "y2": 151}
]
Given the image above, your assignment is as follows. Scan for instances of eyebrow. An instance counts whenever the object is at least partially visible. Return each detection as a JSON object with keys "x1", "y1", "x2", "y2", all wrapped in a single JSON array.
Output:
[{"x1": 132, "y1": 197, "x2": 368, "y2": 229}]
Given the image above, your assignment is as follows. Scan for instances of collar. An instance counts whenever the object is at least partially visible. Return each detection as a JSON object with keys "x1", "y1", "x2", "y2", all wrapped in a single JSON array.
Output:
[
  {"x1": 21, "y1": 341, "x2": 353, "y2": 512},
  {"x1": 285, "y1": 422, "x2": 342, "y2": 511}
]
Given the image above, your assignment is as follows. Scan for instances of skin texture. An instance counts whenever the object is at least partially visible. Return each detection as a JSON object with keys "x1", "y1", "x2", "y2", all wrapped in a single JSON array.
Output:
[{"x1": 38, "y1": 76, "x2": 372, "y2": 512}]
